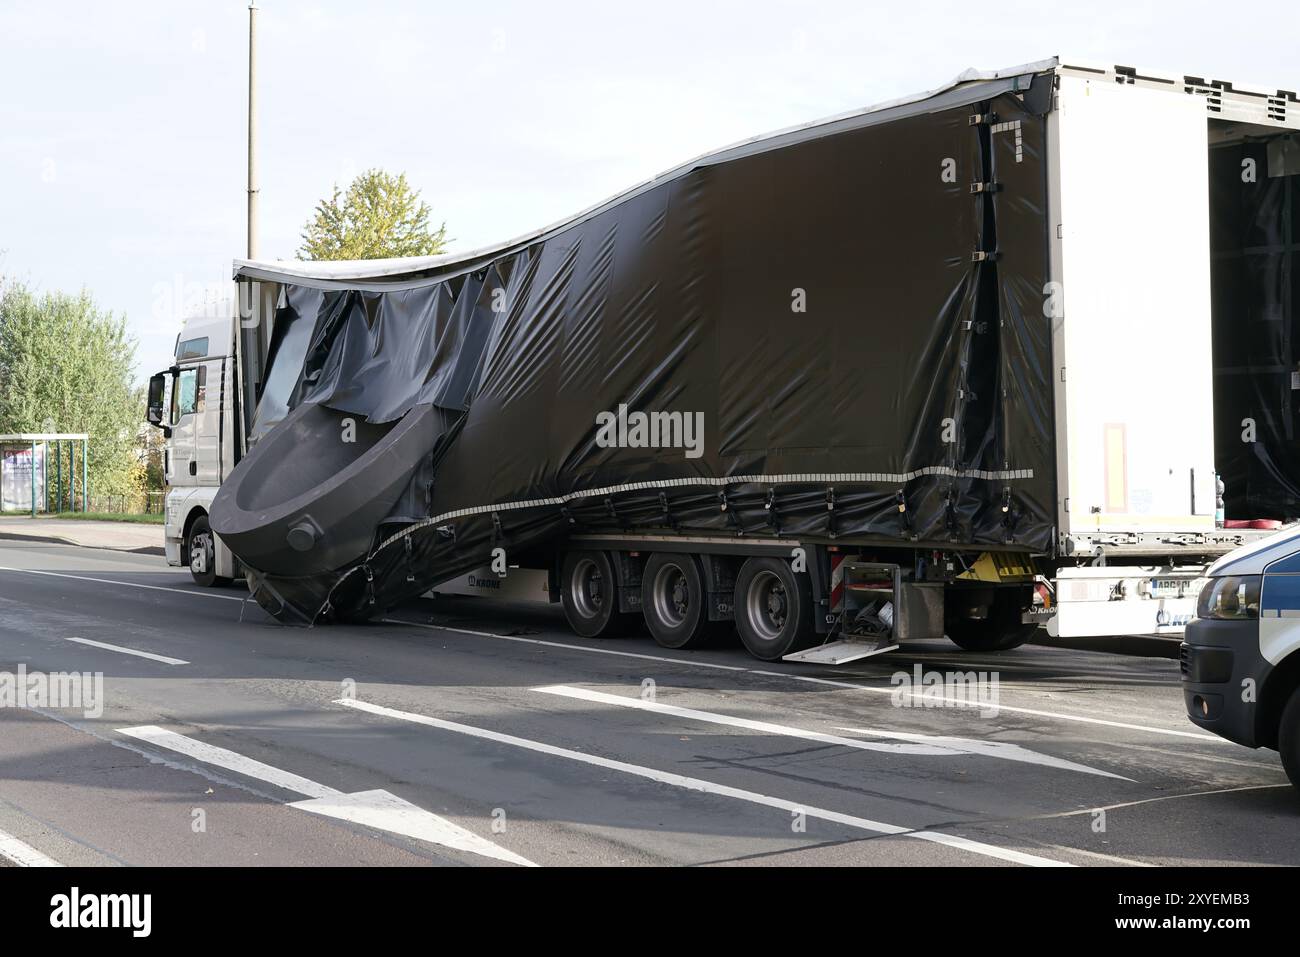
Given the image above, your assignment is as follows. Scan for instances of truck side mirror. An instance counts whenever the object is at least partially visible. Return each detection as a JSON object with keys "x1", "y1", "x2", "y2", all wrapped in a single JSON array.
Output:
[{"x1": 146, "y1": 372, "x2": 168, "y2": 427}]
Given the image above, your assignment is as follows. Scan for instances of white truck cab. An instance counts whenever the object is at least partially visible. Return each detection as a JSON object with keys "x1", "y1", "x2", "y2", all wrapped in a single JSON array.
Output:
[
  {"x1": 1183, "y1": 525, "x2": 1300, "y2": 791},
  {"x1": 146, "y1": 307, "x2": 241, "y2": 586}
]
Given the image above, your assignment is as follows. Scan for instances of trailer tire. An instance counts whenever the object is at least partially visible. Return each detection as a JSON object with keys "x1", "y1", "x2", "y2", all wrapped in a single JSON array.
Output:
[
  {"x1": 734, "y1": 557, "x2": 815, "y2": 662},
  {"x1": 186, "y1": 514, "x2": 231, "y2": 588},
  {"x1": 561, "y1": 550, "x2": 635, "y2": 639},
  {"x1": 945, "y1": 587, "x2": 1036, "y2": 652},
  {"x1": 641, "y1": 553, "x2": 712, "y2": 649},
  {"x1": 1278, "y1": 685, "x2": 1300, "y2": 793}
]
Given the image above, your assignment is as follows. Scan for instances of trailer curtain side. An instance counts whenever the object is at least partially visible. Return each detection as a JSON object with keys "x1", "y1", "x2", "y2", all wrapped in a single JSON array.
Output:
[{"x1": 215, "y1": 73, "x2": 1057, "y2": 622}]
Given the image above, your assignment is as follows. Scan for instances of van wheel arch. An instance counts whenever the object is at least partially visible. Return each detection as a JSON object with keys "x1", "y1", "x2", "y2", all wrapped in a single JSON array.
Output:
[{"x1": 1259, "y1": 652, "x2": 1300, "y2": 750}]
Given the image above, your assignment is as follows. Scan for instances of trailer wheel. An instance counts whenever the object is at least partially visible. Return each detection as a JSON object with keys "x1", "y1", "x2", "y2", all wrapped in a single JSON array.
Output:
[
  {"x1": 734, "y1": 557, "x2": 814, "y2": 661},
  {"x1": 1278, "y1": 686, "x2": 1300, "y2": 794},
  {"x1": 945, "y1": 588, "x2": 1037, "y2": 652},
  {"x1": 642, "y1": 553, "x2": 711, "y2": 649},
  {"x1": 186, "y1": 515, "x2": 231, "y2": 588},
  {"x1": 561, "y1": 550, "x2": 634, "y2": 639}
]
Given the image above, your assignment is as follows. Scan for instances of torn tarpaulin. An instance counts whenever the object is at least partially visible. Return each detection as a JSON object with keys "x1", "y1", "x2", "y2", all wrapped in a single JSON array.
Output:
[{"x1": 212, "y1": 76, "x2": 1057, "y2": 624}]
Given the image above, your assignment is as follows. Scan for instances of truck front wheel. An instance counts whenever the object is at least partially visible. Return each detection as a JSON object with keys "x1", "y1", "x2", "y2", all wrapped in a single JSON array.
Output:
[
  {"x1": 1278, "y1": 686, "x2": 1300, "y2": 793},
  {"x1": 945, "y1": 587, "x2": 1037, "y2": 652},
  {"x1": 187, "y1": 514, "x2": 231, "y2": 588},
  {"x1": 561, "y1": 550, "x2": 636, "y2": 639},
  {"x1": 734, "y1": 557, "x2": 815, "y2": 661}
]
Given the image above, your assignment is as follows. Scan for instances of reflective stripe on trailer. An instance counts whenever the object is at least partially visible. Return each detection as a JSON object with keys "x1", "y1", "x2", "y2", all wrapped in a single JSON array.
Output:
[{"x1": 829, "y1": 553, "x2": 846, "y2": 614}]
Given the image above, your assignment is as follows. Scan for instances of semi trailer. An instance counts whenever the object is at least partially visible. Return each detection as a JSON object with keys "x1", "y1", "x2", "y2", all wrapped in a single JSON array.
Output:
[{"x1": 147, "y1": 56, "x2": 1300, "y2": 662}]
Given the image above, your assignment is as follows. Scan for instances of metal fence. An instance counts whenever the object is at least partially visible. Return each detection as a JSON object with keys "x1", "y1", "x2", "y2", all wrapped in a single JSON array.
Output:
[{"x1": 83, "y1": 491, "x2": 166, "y2": 515}]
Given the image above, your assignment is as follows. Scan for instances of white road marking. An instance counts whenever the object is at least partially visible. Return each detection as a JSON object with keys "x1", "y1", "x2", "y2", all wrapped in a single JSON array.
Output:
[
  {"x1": 775, "y1": 672, "x2": 1221, "y2": 742},
  {"x1": 0, "y1": 566, "x2": 244, "y2": 601},
  {"x1": 832, "y1": 726, "x2": 1133, "y2": 781},
  {"x1": 1031, "y1": 782, "x2": 1292, "y2": 818},
  {"x1": 392, "y1": 618, "x2": 1222, "y2": 743},
  {"x1": 335, "y1": 696, "x2": 1073, "y2": 867},
  {"x1": 0, "y1": 827, "x2": 62, "y2": 867},
  {"x1": 118, "y1": 725, "x2": 533, "y2": 866},
  {"x1": 286, "y1": 790, "x2": 533, "y2": 866},
  {"x1": 1021, "y1": 842, "x2": 1155, "y2": 867},
  {"x1": 532, "y1": 684, "x2": 1130, "y2": 779},
  {"x1": 535, "y1": 684, "x2": 959, "y2": 755},
  {"x1": 65, "y1": 636, "x2": 189, "y2": 666},
  {"x1": 119, "y1": 726, "x2": 338, "y2": 798}
]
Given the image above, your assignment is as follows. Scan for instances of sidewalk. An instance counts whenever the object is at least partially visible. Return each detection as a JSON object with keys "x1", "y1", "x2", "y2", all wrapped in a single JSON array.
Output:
[{"x1": 0, "y1": 516, "x2": 165, "y2": 555}]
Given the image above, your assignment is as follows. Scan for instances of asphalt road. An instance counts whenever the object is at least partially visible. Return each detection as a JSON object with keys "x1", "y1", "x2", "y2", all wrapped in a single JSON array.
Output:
[{"x1": 0, "y1": 539, "x2": 1295, "y2": 867}]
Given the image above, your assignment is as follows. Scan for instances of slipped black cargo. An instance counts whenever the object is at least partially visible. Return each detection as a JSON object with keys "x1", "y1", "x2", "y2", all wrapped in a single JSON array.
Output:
[{"x1": 211, "y1": 71, "x2": 1057, "y2": 623}]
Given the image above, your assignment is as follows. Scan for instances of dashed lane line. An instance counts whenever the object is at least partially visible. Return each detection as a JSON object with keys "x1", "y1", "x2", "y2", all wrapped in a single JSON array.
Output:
[{"x1": 65, "y1": 636, "x2": 189, "y2": 666}]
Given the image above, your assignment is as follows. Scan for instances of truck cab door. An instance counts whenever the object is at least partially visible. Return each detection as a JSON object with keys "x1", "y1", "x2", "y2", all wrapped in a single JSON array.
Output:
[
  {"x1": 193, "y1": 358, "x2": 224, "y2": 485},
  {"x1": 166, "y1": 365, "x2": 201, "y2": 485}
]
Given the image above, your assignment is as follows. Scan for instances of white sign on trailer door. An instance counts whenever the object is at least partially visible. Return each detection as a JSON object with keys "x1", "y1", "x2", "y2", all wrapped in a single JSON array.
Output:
[{"x1": 1054, "y1": 76, "x2": 1218, "y2": 537}]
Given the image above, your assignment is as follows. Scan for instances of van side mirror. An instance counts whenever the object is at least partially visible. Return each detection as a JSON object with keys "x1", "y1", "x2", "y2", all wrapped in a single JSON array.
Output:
[{"x1": 146, "y1": 371, "x2": 168, "y2": 427}]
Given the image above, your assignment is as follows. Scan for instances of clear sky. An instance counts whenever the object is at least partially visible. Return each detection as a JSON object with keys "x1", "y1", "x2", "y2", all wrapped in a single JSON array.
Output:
[{"x1": 2, "y1": 0, "x2": 1297, "y2": 382}]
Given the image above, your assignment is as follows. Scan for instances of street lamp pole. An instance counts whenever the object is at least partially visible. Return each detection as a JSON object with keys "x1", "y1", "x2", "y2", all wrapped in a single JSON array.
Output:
[{"x1": 247, "y1": 3, "x2": 259, "y2": 261}]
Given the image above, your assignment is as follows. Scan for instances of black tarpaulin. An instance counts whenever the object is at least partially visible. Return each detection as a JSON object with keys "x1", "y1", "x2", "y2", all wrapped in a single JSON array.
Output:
[
  {"x1": 1210, "y1": 136, "x2": 1300, "y2": 520},
  {"x1": 213, "y1": 71, "x2": 1059, "y2": 623}
]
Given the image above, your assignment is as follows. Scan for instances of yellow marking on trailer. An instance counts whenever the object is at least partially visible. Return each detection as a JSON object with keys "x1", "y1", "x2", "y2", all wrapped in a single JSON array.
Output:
[{"x1": 957, "y1": 552, "x2": 1035, "y2": 582}]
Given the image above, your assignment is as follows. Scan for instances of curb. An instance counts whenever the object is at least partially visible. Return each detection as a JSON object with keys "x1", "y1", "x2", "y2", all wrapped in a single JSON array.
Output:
[{"x1": 0, "y1": 530, "x2": 166, "y2": 556}]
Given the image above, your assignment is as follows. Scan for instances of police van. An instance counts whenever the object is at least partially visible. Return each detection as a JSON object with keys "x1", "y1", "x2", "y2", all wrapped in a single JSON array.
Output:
[{"x1": 1183, "y1": 526, "x2": 1300, "y2": 791}]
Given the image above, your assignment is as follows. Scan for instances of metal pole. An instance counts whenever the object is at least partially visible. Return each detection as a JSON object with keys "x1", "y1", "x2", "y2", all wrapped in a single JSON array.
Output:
[
  {"x1": 247, "y1": 3, "x2": 259, "y2": 260},
  {"x1": 30, "y1": 441, "x2": 36, "y2": 518},
  {"x1": 82, "y1": 438, "x2": 88, "y2": 513},
  {"x1": 55, "y1": 441, "x2": 61, "y2": 513}
]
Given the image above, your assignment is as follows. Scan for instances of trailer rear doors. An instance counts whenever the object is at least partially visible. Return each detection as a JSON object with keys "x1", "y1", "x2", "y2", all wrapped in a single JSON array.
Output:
[{"x1": 1051, "y1": 71, "x2": 1219, "y2": 553}]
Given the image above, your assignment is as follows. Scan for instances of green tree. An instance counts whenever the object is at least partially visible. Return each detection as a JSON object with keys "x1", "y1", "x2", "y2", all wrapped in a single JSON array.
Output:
[
  {"x1": 298, "y1": 169, "x2": 450, "y2": 260},
  {"x1": 135, "y1": 389, "x2": 166, "y2": 494},
  {"x1": 0, "y1": 281, "x2": 143, "y2": 508}
]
